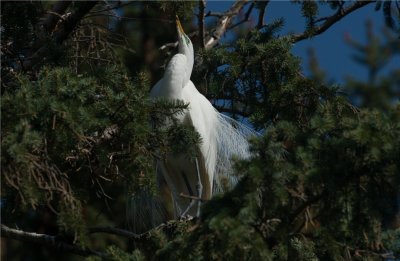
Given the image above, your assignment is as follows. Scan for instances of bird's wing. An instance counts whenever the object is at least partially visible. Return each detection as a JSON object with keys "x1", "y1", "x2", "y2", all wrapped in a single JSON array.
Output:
[
  {"x1": 150, "y1": 54, "x2": 187, "y2": 99},
  {"x1": 183, "y1": 81, "x2": 258, "y2": 194},
  {"x1": 182, "y1": 81, "x2": 219, "y2": 191}
]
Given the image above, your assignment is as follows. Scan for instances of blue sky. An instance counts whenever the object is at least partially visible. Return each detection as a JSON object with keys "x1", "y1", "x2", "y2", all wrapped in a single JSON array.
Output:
[{"x1": 205, "y1": 1, "x2": 399, "y2": 84}]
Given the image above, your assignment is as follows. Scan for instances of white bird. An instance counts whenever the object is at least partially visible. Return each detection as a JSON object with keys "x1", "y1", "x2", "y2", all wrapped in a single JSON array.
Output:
[{"x1": 128, "y1": 17, "x2": 255, "y2": 230}]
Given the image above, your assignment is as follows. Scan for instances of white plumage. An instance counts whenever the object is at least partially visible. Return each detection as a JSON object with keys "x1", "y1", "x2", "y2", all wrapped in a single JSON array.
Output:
[{"x1": 128, "y1": 17, "x2": 255, "y2": 230}]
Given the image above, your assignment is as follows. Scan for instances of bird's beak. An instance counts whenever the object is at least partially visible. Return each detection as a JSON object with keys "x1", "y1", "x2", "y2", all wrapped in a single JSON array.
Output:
[{"x1": 176, "y1": 15, "x2": 185, "y2": 37}]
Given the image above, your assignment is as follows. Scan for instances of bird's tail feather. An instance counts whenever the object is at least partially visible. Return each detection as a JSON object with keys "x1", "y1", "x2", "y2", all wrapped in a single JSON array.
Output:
[
  {"x1": 126, "y1": 187, "x2": 168, "y2": 234},
  {"x1": 213, "y1": 113, "x2": 258, "y2": 194}
]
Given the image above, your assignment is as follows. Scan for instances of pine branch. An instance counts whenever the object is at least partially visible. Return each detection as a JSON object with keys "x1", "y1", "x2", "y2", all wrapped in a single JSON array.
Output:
[
  {"x1": 88, "y1": 222, "x2": 196, "y2": 239},
  {"x1": 1, "y1": 224, "x2": 106, "y2": 258},
  {"x1": 204, "y1": 0, "x2": 251, "y2": 49},
  {"x1": 1, "y1": 223, "x2": 179, "y2": 257},
  {"x1": 291, "y1": 1, "x2": 375, "y2": 43}
]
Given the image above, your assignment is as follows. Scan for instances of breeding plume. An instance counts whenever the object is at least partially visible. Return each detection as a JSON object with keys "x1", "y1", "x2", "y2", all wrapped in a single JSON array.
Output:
[{"x1": 129, "y1": 17, "x2": 255, "y2": 230}]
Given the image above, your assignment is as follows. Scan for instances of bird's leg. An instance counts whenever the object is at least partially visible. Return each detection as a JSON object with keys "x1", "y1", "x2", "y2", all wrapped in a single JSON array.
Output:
[
  {"x1": 180, "y1": 158, "x2": 203, "y2": 217},
  {"x1": 180, "y1": 171, "x2": 195, "y2": 217},
  {"x1": 181, "y1": 201, "x2": 195, "y2": 217},
  {"x1": 158, "y1": 161, "x2": 183, "y2": 218},
  {"x1": 195, "y1": 157, "x2": 202, "y2": 217}
]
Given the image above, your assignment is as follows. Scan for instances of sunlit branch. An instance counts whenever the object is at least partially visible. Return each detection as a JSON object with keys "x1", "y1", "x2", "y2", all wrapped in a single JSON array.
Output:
[
  {"x1": 205, "y1": 0, "x2": 251, "y2": 49},
  {"x1": 291, "y1": 1, "x2": 375, "y2": 43}
]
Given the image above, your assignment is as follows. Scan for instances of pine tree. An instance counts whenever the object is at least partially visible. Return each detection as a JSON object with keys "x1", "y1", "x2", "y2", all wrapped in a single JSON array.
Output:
[{"x1": 1, "y1": 1, "x2": 399, "y2": 260}]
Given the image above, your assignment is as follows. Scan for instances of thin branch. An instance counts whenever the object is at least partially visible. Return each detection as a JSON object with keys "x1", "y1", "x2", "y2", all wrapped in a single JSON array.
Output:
[
  {"x1": 257, "y1": 1, "x2": 270, "y2": 29},
  {"x1": 89, "y1": 1, "x2": 136, "y2": 14},
  {"x1": 313, "y1": 16, "x2": 330, "y2": 24},
  {"x1": 88, "y1": 226, "x2": 141, "y2": 239},
  {"x1": 1, "y1": 223, "x2": 172, "y2": 257},
  {"x1": 198, "y1": 0, "x2": 206, "y2": 48},
  {"x1": 85, "y1": 13, "x2": 140, "y2": 21},
  {"x1": 41, "y1": 1, "x2": 71, "y2": 33},
  {"x1": 88, "y1": 222, "x2": 173, "y2": 239},
  {"x1": 179, "y1": 192, "x2": 209, "y2": 202},
  {"x1": 1, "y1": 224, "x2": 106, "y2": 258},
  {"x1": 334, "y1": 241, "x2": 396, "y2": 259},
  {"x1": 291, "y1": 1, "x2": 375, "y2": 43},
  {"x1": 205, "y1": 11, "x2": 236, "y2": 18},
  {"x1": 228, "y1": 2, "x2": 255, "y2": 30},
  {"x1": 204, "y1": 0, "x2": 251, "y2": 49},
  {"x1": 70, "y1": 55, "x2": 113, "y2": 63},
  {"x1": 288, "y1": 194, "x2": 323, "y2": 224}
]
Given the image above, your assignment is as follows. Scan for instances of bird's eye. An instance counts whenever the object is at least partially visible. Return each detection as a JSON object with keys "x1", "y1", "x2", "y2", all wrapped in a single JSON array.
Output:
[{"x1": 184, "y1": 35, "x2": 190, "y2": 45}]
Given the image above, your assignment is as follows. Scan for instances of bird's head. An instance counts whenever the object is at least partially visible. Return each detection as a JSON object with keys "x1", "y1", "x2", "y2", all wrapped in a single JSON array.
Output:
[
  {"x1": 176, "y1": 15, "x2": 193, "y2": 56},
  {"x1": 176, "y1": 15, "x2": 194, "y2": 84}
]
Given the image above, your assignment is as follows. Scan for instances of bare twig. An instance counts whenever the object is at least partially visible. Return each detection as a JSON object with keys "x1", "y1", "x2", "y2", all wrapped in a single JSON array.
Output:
[
  {"x1": 1, "y1": 224, "x2": 107, "y2": 258},
  {"x1": 334, "y1": 241, "x2": 396, "y2": 259},
  {"x1": 88, "y1": 226, "x2": 141, "y2": 239},
  {"x1": 41, "y1": 1, "x2": 71, "y2": 33},
  {"x1": 159, "y1": 42, "x2": 179, "y2": 51},
  {"x1": 1, "y1": 223, "x2": 170, "y2": 257},
  {"x1": 88, "y1": 222, "x2": 177, "y2": 239},
  {"x1": 204, "y1": 0, "x2": 251, "y2": 49},
  {"x1": 85, "y1": 13, "x2": 140, "y2": 21},
  {"x1": 205, "y1": 11, "x2": 225, "y2": 18},
  {"x1": 89, "y1": 1, "x2": 136, "y2": 14},
  {"x1": 228, "y1": 2, "x2": 255, "y2": 30},
  {"x1": 291, "y1": 1, "x2": 375, "y2": 43},
  {"x1": 179, "y1": 193, "x2": 209, "y2": 202},
  {"x1": 288, "y1": 194, "x2": 323, "y2": 224}
]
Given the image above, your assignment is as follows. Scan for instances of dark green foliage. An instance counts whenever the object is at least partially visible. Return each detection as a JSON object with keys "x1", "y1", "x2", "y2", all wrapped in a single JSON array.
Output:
[
  {"x1": 149, "y1": 14, "x2": 400, "y2": 261},
  {"x1": 345, "y1": 21, "x2": 400, "y2": 109},
  {"x1": 1, "y1": 64, "x2": 201, "y2": 247},
  {"x1": 2, "y1": 1, "x2": 399, "y2": 260},
  {"x1": 300, "y1": 1, "x2": 318, "y2": 29},
  {"x1": 158, "y1": 1, "x2": 197, "y2": 20},
  {"x1": 86, "y1": 245, "x2": 145, "y2": 261}
]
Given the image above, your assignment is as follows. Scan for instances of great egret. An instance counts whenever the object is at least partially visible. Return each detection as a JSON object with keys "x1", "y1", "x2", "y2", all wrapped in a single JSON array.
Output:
[{"x1": 128, "y1": 17, "x2": 255, "y2": 231}]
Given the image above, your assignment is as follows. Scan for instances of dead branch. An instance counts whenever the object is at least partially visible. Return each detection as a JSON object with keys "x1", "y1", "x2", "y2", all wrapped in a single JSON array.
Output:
[
  {"x1": 88, "y1": 226, "x2": 142, "y2": 239},
  {"x1": 228, "y1": 2, "x2": 255, "y2": 30},
  {"x1": 41, "y1": 1, "x2": 71, "y2": 34},
  {"x1": 1, "y1": 224, "x2": 107, "y2": 258},
  {"x1": 204, "y1": 0, "x2": 251, "y2": 49},
  {"x1": 179, "y1": 193, "x2": 209, "y2": 202},
  {"x1": 291, "y1": 1, "x2": 375, "y2": 43}
]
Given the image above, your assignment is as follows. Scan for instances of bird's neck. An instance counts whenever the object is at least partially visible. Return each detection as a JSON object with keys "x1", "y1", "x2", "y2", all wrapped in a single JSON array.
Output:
[{"x1": 179, "y1": 47, "x2": 194, "y2": 85}]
